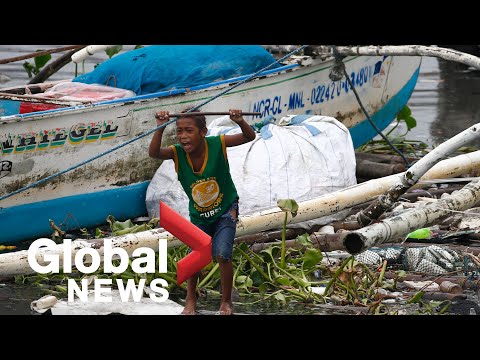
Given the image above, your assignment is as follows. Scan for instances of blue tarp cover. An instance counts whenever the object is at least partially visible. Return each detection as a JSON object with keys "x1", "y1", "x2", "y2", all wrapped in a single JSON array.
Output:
[{"x1": 73, "y1": 45, "x2": 280, "y2": 95}]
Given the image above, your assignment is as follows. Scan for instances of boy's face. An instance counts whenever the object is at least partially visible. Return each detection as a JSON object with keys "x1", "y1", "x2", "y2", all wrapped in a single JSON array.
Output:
[{"x1": 176, "y1": 118, "x2": 207, "y2": 154}]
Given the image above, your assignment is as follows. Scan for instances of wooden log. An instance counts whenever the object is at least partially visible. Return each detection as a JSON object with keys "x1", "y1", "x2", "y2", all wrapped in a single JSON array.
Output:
[
  {"x1": 346, "y1": 185, "x2": 466, "y2": 216},
  {"x1": 384, "y1": 271, "x2": 480, "y2": 290},
  {"x1": 331, "y1": 221, "x2": 362, "y2": 232},
  {"x1": 235, "y1": 228, "x2": 305, "y2": 245},
  {"x1": 355, "y1": 152, "x2": 413, "y2": 165},
  {"x1": 399, "y1": 185, "x2": 466, "y2": 201},
  {"x1": 356, "y1": 159, "x2": 406, "y2": 179},
  {"x1": 404, "y1": 291, "x2": 467, "y2": 301},
  {"x1": 250, "y1": 239, "x2": 300, "y2": 252},
  {"x1": 310, "y1": 233, "x2": 345, "y2": 252},
  {"x1": 249, "y1": 233, "x2": 344, "y2": 253}
]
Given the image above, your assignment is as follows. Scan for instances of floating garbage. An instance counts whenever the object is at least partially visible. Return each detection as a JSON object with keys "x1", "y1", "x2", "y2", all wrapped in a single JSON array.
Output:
[
  {"x1": 31, "y1": 295, "x2": 58, "y2": 314},
  {"x1": 439, "y1": 281, "x2": 463, "y2": 294},
  {"x1": 353, "y1": 244, "x2": 467, "y2": 276},
  {"x1": 48, "y1": 290, "x2": 183, "y2": 315}
]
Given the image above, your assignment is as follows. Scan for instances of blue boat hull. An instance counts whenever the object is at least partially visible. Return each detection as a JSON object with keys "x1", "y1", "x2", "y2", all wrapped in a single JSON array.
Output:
[{"x1": 350, "y1": 65, "x2": 420, "y2": 148}]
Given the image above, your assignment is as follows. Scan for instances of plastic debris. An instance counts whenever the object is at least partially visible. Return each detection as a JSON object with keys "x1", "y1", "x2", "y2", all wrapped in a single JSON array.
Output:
[{"x1": 31, "y1": 295, "x2": 58, "y2": 314}]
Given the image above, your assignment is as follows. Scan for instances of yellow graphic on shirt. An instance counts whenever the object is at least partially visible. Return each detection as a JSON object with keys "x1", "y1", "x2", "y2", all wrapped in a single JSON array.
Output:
[{"x1": 192, "y1": 179, "x2": 220, "y2": 208}]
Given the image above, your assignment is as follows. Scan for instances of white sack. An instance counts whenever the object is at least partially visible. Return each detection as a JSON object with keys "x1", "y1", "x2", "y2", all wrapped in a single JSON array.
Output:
[{"x1": 146, "y1": 114, "x2": 357, "y2": 229}]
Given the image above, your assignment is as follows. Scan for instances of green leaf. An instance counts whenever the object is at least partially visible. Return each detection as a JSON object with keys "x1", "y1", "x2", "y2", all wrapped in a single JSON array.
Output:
[
  {"x1": 407, "y1": 291, "x2": 424, "y2": 304},
  {"x1": 260, "y1": 246, "x2": 281, "y2": 263},
  {"x1": 406, "y1": 228, "x2": 432, "y2": 240},
  {"x1": 251, "y1": 270, "x2": 265, "y2": 286},
  {"x1": 134, "y1": 45, "x2": 144, "y2": 49},
  {"x1": 302, "y1": 248, "x2": 323, "y2": 269},
  {"x1": 236, "y1": 275, "x2": 253, "y2": 288},
  {"x1": 148, "y1": 218, "x2": 159, "y2": 227},
  {"x1": 395, "y1": 105, "x2": 417, "y2": 132},
  {"x1": 404, "y1": 116, "x2": 417, "y2": 130},
  {"x1": 23, "y1": 62, "x2": 35, "y2": 78},
  {"x1": 396, "y1": 105, "x2": 412, "y2": 120},
  {"x1": 276, "y1": 276, "x2": 291, "y2": 285},
  {"x1": 274, "y1": 292, "x2": 286, "y2": 304},
  {"x1": 106, "y1": 45, "x2": 123, "y2": 58},
  {"x1": 277, "y1": 199, "x2": 299, "y2": 217},
  {"x1": 287, "y1": 257, "x2": 302, "y2": 265},
  {"x1": 258, "y1": 283, "x2": 269, "y2": 295},
  {"x1": 428, "y1": 300, "x2": 443, "y2": 309},
  {"x1": 111, "y1": 218, "x2": 136, "y2": 232},
  {"x1": 236, "y1": 242, "x2": 250, "y2": 253},
  {"x1": 296, "y1": 233, "x2": 311, "y2": 246},
  {"x1": 55, "y1": 285, "x2": 68, "y2": 293},
  {"x1": 438, "y1": 301, "x2": 451, "y2": 315},
  {"x1": 95, "y1": 228, "x2": 105, "y2": 238},
  {"x1": 34, "y1": 53, "x2": 52, "y2": 69},
  {"x1": 114, "y1": 224, "x2": 141, "y2": 236}
]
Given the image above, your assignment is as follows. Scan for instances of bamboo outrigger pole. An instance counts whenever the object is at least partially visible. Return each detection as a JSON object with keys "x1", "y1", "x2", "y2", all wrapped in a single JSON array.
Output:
[
  {"x1": 312, "y1": 45, "x2": 480, "y2": 71},
  {"x1": 0, "y1": 45, "x2": 85, "y2": 65},
  {"x1": 155, "y1": 111, "x2": 261, "y2": 119},
  {"x1": 356, "y1": 122, "x2": 480, "y2": 227},
  {"x1": 340, "y1": 178, "x2": 480, "y2": 255}
]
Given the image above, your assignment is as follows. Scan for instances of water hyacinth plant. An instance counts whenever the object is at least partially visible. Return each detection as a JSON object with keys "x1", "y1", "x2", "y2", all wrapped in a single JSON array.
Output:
[
  {"x1": 12, "y1": 211, "x2": 453, "y2": 314},
  {"x1": 276, "y1": 199, "x2": 299, "y2": 270}
]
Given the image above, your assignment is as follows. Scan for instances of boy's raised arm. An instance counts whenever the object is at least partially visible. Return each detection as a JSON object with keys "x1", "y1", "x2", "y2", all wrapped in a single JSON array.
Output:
[
  {"x1": 148, "y1": 111, "x2": 174, "y2": 160},
  {"x1": 224, "y1": 109, "x2": 257, "y2": 147}
]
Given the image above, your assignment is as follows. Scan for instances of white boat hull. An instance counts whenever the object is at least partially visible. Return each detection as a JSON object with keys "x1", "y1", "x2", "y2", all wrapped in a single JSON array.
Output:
[{"x1": 0, "y1": 54, "x2": 422, "y2": 244}]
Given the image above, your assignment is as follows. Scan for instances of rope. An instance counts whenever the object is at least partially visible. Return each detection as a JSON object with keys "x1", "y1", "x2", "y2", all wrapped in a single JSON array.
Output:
[
  {"x1": 0, "y1": 45, "x2": 309, "y2": 203},
  {"x1": 330, "y1": 46, "x2": 411, "y2": 167}
]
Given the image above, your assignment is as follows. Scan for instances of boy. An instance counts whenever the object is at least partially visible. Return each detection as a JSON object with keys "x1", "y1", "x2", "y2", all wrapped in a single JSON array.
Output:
[{"x1": 148, "y1": 109, "x2": 256, "y2": 315}]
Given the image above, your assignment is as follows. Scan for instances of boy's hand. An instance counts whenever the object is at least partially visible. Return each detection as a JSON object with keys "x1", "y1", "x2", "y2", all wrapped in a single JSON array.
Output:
[
  {"x1": 229, "y1": 109, "x2": 244, "y2": 124},
  {"x1": 155, "y1": 111, "x2": 170, "y2": 126}
]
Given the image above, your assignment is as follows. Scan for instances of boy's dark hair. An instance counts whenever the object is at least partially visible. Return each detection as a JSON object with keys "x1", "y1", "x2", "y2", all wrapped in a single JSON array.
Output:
[{"x1": 178, "y1": 106, "x2": 206, "y2": 130}]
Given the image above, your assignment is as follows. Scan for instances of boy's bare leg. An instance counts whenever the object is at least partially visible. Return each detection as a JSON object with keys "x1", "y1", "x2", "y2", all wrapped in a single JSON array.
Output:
[
  {"x1": 181, "y1": 273, "x2": 199, "y2": 315},
  {"x1": 218, "y1": 257, "x2": 234, "y2": 315},
  {"x1": 216, "y1": 207, "x2": 237, "y2": 315}
]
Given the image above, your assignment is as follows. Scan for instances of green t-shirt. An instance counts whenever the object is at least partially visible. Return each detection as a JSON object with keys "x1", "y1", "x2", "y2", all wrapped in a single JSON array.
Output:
[{"x1": 170, "y1": 135, "x2": 238, "y2": 226}]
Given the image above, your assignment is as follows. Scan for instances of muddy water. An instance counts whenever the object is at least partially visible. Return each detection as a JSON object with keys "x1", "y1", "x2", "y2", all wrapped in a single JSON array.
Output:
[
  {"x1": 401, "y1": 56, "x2": 480, "y2": 149},
  {"x1": 0, "y1": 283, "x2": 45, "y2": 315},
  {"x1": 1, "y1": 47, "x2": 480, "y2": 315}
]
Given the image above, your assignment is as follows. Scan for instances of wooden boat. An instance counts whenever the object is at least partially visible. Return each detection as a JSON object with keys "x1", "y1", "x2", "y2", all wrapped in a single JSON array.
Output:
[{"x1": 0, "y1": 46, "x2": 422, "y2": 244}]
